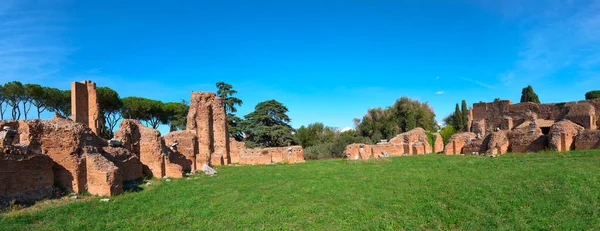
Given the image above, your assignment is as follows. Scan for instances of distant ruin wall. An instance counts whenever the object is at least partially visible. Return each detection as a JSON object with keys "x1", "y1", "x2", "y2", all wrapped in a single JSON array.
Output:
[
  {"x1": 229, "y1": 138, "x2": 304, "y2": 165},
  {"x1": 469, "y1": 99, "x2": 598, "y2": 133}
]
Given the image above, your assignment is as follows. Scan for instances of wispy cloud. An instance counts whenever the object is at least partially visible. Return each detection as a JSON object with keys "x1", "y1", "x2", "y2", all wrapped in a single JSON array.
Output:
[
  {"x1": 460, "y1": 77, "x2": 496, "y2": 89},
  {"x1": 498, "y1": 0, "x2": 600, "y2": 86},
  {"x1": 0, "y1": 0, "x2": 70, "y2": 84},
  {"x1": 435, "y1": 91, "x2": 444, "y2": 95}
]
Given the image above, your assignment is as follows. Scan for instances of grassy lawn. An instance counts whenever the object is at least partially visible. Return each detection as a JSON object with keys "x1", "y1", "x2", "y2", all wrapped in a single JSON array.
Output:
[{"x1": 2, "y1": 150, "x2": 600, "y2": 230}]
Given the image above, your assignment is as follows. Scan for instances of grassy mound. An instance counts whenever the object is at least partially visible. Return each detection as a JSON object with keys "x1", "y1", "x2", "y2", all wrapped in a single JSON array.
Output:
[{"x1": 2, "y1": 150, "x2": 600, "y2": 230}]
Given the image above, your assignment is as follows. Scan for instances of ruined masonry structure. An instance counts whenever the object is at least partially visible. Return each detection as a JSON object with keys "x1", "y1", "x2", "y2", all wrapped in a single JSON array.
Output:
[
  {"x1": 344, "y1": 128, "x2": 443, "y2": 160},
  {"x1": 71, "y1": 80, "x2": 102, "y2": 135},
  {"x1": 186, "y1": 92, "x2": 230, "y2": 166},
  {"x1": 444, "y1": 99, "x2": 600, "y2": 155},
  {"x1": 0, "y1": 81, "x2": 306, "y2": 207},
  {"x1": 185, "y1": 92, "x2": 305, "y2": 167}
]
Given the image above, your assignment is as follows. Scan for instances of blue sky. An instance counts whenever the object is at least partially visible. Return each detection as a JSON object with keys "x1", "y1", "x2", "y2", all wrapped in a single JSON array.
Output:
[{"x1": 1, "y1": 0, "x2": 599, "y2": 135}]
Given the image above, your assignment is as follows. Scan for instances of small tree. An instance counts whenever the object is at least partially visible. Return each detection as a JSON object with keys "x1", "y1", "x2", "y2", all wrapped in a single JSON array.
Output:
[
  {"x1": 585, "y1": 90, "x2": 600, "y2": 100},
  {"x1": 97, "y1": 87, "x2": 123, "y2": 138},
  {"x1": 438, "y1": 126, "x2": 456, "y2": 145},
  {"x1": 216, "y1": 82, "x2": 244, "y2": 140},
  {"x1": 122, "y1": 97, "x2": 166, "y2": 129},
  {"x1": 461, "y1": 100, "x2": 468, "y2": 128},
  {"x1": 520, "y1": 85, "x2": 540, "y2": 103},
  {"x1": 163, "y1": 101, "x2": 189, "y2": 132},
  {"x1": 25, "y1": 84, "x2": 48, "y2": 119},
  {"x1": 3, "y1": 81, "x2": 25, "y2": 120},
  {"x1": 44, "y1": 88, "x2": 70, "y2": 117}
]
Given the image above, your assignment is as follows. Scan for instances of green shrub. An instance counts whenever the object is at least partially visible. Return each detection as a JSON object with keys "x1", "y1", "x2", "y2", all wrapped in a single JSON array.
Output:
[
  {"x1": 425, "y1": 132, "x2": 437, "y2": 146},
  {"x1": 585, "y1": 90, "x2": 600, "y2": 100},
  {"x1": 304, "y1": 143, "x2": 335, "y2": 160},
  {"x1": 438, "y1": 126, "x2": 456, "y2": 145}
]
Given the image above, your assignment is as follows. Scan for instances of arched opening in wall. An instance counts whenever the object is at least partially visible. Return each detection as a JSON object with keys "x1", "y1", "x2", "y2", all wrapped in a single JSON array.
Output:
[{"x1": 541, "y1": 127, "x2": 551, "y2": 135}]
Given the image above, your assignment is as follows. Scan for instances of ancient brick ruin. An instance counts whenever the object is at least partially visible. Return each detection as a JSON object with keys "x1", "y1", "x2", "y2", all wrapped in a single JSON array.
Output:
[
  {"x1": 1, "y1": 82, "x2": 304, "y2": 206},
  {"x1": 445, "y1": 99, "x2": 600, "y2": 155},
  {"x1": 0, "y1": 116, "x2": 145, "y2": 207},
  {"x1": 71, "y1": 80, "x2": 102, "y2": 135},
  {"x1": 344, "y1": 128, "x2": 443, "y2": 159}
]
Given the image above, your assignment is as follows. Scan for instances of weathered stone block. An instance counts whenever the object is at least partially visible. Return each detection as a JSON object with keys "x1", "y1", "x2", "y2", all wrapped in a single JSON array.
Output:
[
  {"x1": 344, "y1": 143, "x2": 373, "y2": 160},
  {"x1": 509, "y1": 127, "x2": 547, "y2": 153},
  {"x1": 101, "y1": 147, "x2": 144, "y2": 181},
  {"x1": 486, "y1": 131, "x2": 509, "y2": 155},
  {"x1": 433, "y1": 133, "x2": 444, "y2": 153},
  {"x1": 114, "y1": 120, "x2": 165, "y2": 178},
  {"x1": 574, "y1": 130, "x2": 600, "y2": 150},
  {"x1": 443, "y1": 132, "x2": 476, "y2": 155},
  {"x1": 86, "y1": 151, "x2": 122, "y2": 196},
  {"x1": 0, "y1": 150, "x2": 54, "y2": 206},
  {"x1": 548, "y1": 120, "x2": 584, "y2": 152},
  {"x1": 163, "y1": 130, "x2": 198, "y2": 172}
]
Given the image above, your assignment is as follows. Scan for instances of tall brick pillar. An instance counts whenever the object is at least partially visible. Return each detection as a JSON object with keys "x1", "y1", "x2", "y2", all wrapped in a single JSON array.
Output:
[
  {"x1": 71, "y1": 80, "x2": 101, "y2": 135},
  {"x1": 187, "y1": 92, "x2": 214, "y2": 167},
  {"x1": 186, "y1": 92, "x2": 230, "y2": 166},
  {"x1": 211, "y1": 97, "x2": 230, "y2": 165}
]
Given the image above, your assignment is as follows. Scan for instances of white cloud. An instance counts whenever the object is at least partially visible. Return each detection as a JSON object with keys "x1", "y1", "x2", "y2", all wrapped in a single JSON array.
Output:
[
  {"x1": 499, "y1": 0, "x2": 600, "y2": 86},
  {"x1": 0, "y1": 1, "x2": 70, "y2": 84},
  {"x1": 435, "y1": 91, "x2": 444, "y2": 95}
]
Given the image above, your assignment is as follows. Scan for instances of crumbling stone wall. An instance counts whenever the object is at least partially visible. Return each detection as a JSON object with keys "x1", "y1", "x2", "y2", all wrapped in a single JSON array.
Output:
[
  {"x1": 114, "y1": 120, "x2": 184, "y2": 178},
  {"x1": 86, "y1": 151, "x2": 122, "y2": 196},
  {"x1": 163, "y1": 130, "x2": 198, "y2": 172},
  {"x1": 229, "y1": 138, "x2": 245, "y2": 164},
  {"x1": 388, "y1": 128, "x2": 433, "y2": 154},
  {"x1": 8, "y1": 115, "x2": 143, "y2": 200},
  {"x1": 186, "y1": 92, "x2": 230, "y2": 166},
  {"x1": 574, "y1": 130, "x2": 600, "y2": 150},
  {"x1": 469, "y1": 99, "x2": 598, "y2": 133},
  {"x1": 471, "y1": 120, "x2": 486, "y2": 137},
  {"x1": 101, "y1": 147, "x2": 144, "y2": 181},
  {"x1": 443, "y1": 132, "x2": 476, "y2": 155},
  {"x1": 509, "y1": 126, "x2": 547, "y2": 153},
  {"x1": 462, "y1": 136, "x2": 490, "y2": 155},
  {"x1": 345, "y1": 144, "x2": 373, "y2": 160},
  {"x1": 344, "y1": 128, "x2": 435, "y2": 159},
  {"x1": 115, "y1": 120, "x2": 166, "y2": 178},
  {"x1": 211, "y1": 97, "x2": 230, "y2": 165},
  {"x1": 17, "y1": 117, "x2": 105, "y2": 193},
  {"x1": 71, "y1": 80, "x2": 101, "y2": 135},
  {"x1": 486, "y1": 131, "x2": 509, "y2": 155},
  {"x1": 0, "y1": 150, "x2": 54, "y2": 206},
  {"x1": 233, "y1": 145, "x2": 304, "y2": 165},
  {"x1": 548, "y1": 120, "x2": 584, "y2": 152},
  {"x1": 371, "y1": 144, "x2": 404, "y2": 157},
  {"x1": 434, "y1": 133, "x2": 444, "y2": 153},
  {"x1": 564, "y1": 102, "x2": 597, "y2": 130}
]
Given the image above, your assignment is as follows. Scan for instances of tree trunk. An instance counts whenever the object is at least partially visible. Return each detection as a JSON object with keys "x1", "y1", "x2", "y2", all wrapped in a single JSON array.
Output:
[{"x1": 23, "y1": 102, "x2": 27, "y2": 120}]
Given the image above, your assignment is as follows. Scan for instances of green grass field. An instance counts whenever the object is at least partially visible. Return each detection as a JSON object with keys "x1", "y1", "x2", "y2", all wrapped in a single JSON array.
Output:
[{"x1": 2, "y1": 150, "x2": 600, "y2": 230}]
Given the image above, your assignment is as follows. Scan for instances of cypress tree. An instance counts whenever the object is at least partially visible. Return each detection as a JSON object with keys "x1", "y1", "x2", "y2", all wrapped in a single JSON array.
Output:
[
  {"x1": 520, "y1": 85, "x2": 541, "y2": 103},
  {"x1": 454, "y1": 103, "x2": 463, "y2": 130},
  {"x1": 461, "y1": 100, "x2": 468, "y2": 129}
]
